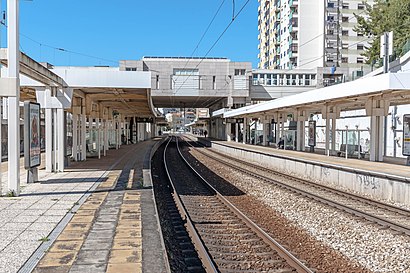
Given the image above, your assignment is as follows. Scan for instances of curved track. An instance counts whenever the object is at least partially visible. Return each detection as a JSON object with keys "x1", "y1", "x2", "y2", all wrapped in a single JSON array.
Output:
[
  {"x1": 184, "y1": 136, "x2": 410, "y2": 236},
  {"x1": 164, "y1": 136, "x2": 313, "y2": 273}
]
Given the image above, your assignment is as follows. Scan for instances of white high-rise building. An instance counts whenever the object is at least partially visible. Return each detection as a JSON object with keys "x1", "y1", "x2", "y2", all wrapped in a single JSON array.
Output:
[{"x1": 258, "y1": 0, "x2": 374, "y2": 79}]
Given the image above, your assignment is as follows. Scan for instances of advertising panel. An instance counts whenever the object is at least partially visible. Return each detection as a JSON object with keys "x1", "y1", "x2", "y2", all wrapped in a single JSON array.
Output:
[
  {"x1": 24, "y1": 102, "x2": 41, "y2": 168},
  {"x1": 403, "y1": 114, "x2": 410, "y2": 156},
  {"x1": 308, "y1": 120, "x2": 316, "y2": 147},
  {"x1": 66, "y1": 113, "x2": 73, "y2": 156}
]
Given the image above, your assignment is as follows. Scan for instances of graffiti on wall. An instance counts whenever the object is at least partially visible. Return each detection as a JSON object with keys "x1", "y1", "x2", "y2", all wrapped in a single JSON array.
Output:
[{"x1": 357, "y1": 174, "x2": 380, "y2": 190}]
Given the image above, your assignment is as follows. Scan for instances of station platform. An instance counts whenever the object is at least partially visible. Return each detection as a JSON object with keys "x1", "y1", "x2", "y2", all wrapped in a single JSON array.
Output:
[
  {"x1": 0, "y1": 138, "x2": 168, "y2": 273},
  {"x1": 197, "y1": 137, "x2": 410, "y2": 206}
]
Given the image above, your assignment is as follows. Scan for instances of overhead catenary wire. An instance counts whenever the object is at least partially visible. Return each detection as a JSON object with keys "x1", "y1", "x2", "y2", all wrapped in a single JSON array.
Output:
[
  {"x1": 298, "y1": 37, "x2": 372, "y2": 68},
  {"x1": 0, "y1": 19, "x2": 118, "y2": 65},
  {"x1": 173, "y1": 0, "x2": 251, "y2": 98},
  {"x1": 170, "y1": 0, "x2": 227, "y2": 107}
]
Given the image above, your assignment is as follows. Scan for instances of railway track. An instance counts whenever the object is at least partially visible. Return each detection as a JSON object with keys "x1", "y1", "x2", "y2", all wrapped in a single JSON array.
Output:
[
  {"x1": 164, "y1": 136, "x2": 313, "y2": 273},
  {"x1": 183, "y1": 136, "x2": 410, "y2": 236}
]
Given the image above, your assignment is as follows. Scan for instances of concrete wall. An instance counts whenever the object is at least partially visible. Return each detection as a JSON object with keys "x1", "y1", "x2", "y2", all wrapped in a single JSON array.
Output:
[{"x1": 211, "y1": 142, "x2": 410, "y2": 205}]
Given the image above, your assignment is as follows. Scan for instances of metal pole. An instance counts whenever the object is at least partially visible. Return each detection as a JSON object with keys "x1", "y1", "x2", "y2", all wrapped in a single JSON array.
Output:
[
  {"x1": 345, "y1": 126, "x2": 348, "y2": 159},
  {"x1": 7, "y1": 0, "x2": 20, "y2": 195},
  {"x1": 383, "y1": 32, "x2": 389, "y2": 74}
]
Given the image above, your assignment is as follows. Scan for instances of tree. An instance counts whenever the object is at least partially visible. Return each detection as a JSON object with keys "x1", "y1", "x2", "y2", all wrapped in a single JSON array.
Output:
[{"x1": 354, "y1": 0, "x2": 410, "y2": 64}]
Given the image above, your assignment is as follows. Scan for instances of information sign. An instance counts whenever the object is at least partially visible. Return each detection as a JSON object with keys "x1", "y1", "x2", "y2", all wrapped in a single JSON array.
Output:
[
  {"x1": 308, "y1": 120, "x2": 316, "y2": 147},
  {"x1": 403, "y1": 114, "x2": 410, "y2": 156},
  {"x1": 24, "y1": 102, "x2": 41, "y2": 168}
]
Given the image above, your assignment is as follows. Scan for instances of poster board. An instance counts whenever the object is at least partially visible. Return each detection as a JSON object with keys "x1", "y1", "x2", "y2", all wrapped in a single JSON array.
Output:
[
  {"x1": 308, "y1": 120, "x2": 316, "y2": 147},
  {"x1": 24, "y1": 102, "x2": 41, "y2": 169},
  {"x1": 403, "y1": 114, "x2": 410, "y2": 156},
  {"x1": 66, "y1": 113, "x2": 73, "y2": 156}
]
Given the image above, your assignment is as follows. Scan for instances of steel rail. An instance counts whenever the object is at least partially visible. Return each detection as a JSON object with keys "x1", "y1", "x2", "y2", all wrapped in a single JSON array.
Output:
[
  {"x1": 163, "y1": 136, "x2": 218, "y2": 273},
  {"x1": 184, "y1": 137, "x2": 410, "y2": 236},
  {"x1": 176, "y1": 137, "x2": 314, "y2": 273}
]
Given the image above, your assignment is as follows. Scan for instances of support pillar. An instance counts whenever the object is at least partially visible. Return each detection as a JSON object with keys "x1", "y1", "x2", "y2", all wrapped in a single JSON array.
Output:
[
  {"x1": 81, "y1": 114, "x2": 86, "y2": 160},
  {"x1": 296, "y1": 120, "x2": 305, "y2": 151},
  {"x1": 331, "y1": 118, "x2": 336, "y2": 154},
  {"x1": 325, "y1": 117, "x2": 330, "y2": 156},
  {"x1": 370, "y1": 115, "x2": 385, "y2": 162},
  {"x1": 235, "y1": 123, "x2": 239, "y2": 142},
  {"x1": 242, "y1": 118, "x2": 247, "y2": 144},
  {"x1": 226, "y1": 121, "x2": 232, "y2": 141},
  {"x1": 103, "y1": 120, "x2": 107, "y2": 156},
  {"x1": 72, "y1": 114, "x2": 78, "y2": 161},
  {"x1": 45, "y1": 108, "x2": 53, "y2": 172},
  {"x1": 262, "y1": 122, "x2": 268, "y2": 146},
  {"x1": 366, "y1": 98, "x2": 388, "y2": 162},
  {"x1": 7, "y1": 0, "x2": 20, "y2": 195},
  {"x1": 97, "y1": 118, "x2": 101, "y2": 159},
  {"x1": 56, "y1": 108, "x2": 65, "y2": 172}
]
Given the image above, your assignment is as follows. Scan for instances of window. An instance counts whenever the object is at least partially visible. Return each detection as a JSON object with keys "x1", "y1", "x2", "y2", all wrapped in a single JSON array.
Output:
[
  {"x1": 328, "y1": 3, "x2": 334, "y2": 8},
  {"x1": 357, "y1": 32, "x2": 364, "y2": 37},
  {"x1": 342, "y1": 43, "x2": 349, "y2": 49},
  {"x1": 357, "y1": 57, "x2": 364, "y2": 63},
  {"x1": 342, "y1": 17, "x2": 349, "y2": 22},
  {"x1": 342, "y1": 57, "x2": 348, "y2": 63},
  {"x1": 156, "y1": 75, "x2": 159, "y2": 89},
  {"x1": 174, "y1": 69, "x2": 199, "y2": 76},
  {"x1": 213, "y1": 76, "x2": 216, "y2": 89},
  {"x1": 357, "y1": 44, "x2": 364, "y2": 50},
  {"x1": 342, "y1": 30, "x2": 349, "y2": 36},
  {"x1": 267, "y1": 74, "x2": 272, "y2": 85},
  {"x1": 358, "y1": 4, "x2": 365, "y2": 10},
  {"x1": 234, "y1": 69, "x2": 246, "y2": 76},
  {"x1": 125, "y1": 67, "x2": 137, "y2": 71},
  {"x1": 342, "y1": 3, "x2": 349, "y2": 9}
]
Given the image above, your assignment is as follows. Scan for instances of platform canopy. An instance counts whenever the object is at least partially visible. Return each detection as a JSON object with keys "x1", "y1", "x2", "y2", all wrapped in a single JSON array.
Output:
[
  {"x1": 224, "y1": 72, "x2": 410, "y2": 118},
  {"x1": 20, "y1": 65, "x2": 156, "y2": 117}
]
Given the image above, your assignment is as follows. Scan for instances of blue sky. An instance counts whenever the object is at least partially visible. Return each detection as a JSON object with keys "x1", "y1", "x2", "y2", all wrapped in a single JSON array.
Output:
[{"x1": 5, "y1": 0, "x2": 258, "y2": 67}]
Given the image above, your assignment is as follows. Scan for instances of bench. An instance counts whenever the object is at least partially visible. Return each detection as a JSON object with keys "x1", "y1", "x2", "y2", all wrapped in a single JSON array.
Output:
[{"x1": 337, "y1": 144, "x2": 366, "y2": 158}]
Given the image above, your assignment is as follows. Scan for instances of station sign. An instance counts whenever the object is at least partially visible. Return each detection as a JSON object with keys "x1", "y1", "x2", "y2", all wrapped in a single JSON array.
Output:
[
  {"x1": 24, "y1": 102, "x2": 41, "y2": 169},
  {"x1": 403, "y1": 114, "x2": 410, "y2": 156},
  {"x1": 308, "y1": 120, "x2": 316, "y2": 147}
]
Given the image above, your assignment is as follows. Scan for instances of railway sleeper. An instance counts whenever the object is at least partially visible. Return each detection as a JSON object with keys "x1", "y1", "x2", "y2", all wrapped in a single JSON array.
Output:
[
  {"x1": 201, "y1": 232, "x2": 256, "y2": 238},
  {"x1": 196, "y1": 226, "x2": 250, "y2": 232},
  {"x1": 192, "y1": 216, "x2": 237, "y2": 221},
  {"x1": 213, "y1": 258, "x2": 287, "y2": 268},
  {"x1": 179, "y1": 241, "x2": 196, "y2": 248},
  {"x1": 185, "y1": 265, "x2": 207, "y2": 273}
]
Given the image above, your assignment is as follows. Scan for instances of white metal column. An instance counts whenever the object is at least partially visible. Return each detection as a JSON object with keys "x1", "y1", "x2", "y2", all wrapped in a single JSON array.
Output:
[
  {"x1": 72, "y1": 114, "x2": 78, "y2": 161},
  {"x1": 7, "y1": 0, "x2": 20, "y2": 195},
  {"x1": 235, "y1": 123, "x2": 239, "y2": 142},
  {"x1": 45, "y1": 108, "x2": 53, "y2": 172},
  {"x1": 262, "y1": 122, "x2": 268, "y2": 146},
  {"x1": 331, "y1": 118, "x2": 336, "y2": 154},
  {"x1": 97, "y1": 118, "x2": 101, "y2": 159},
  {"x1": 104, "y1": 120, "x2": 108, "y2": 156},
  {"x1": 81, "y1": 114, "x2": 86, "y2": 160},
  {"x1": 56, "y1": 108, "x2": 65, "y2": 172},
  {"x1": 296, "y1": 121, "x2": 305, "y2": 151},
  {"x1": 370, "y1": 115, "x2": 385, "y2": 162},
  {"x1": 226, "y1": 122, "x2": 232, "y2": 141},
  {"x1": 242, "y1": 118, "x2": 247, "y2": 144},
  {"x1": 325, "y1": 118, "x2": 331, "y2": 156}
]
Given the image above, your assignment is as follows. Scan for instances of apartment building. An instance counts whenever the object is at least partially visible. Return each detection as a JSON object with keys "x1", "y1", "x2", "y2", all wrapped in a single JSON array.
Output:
[{"x1": 258, "y1": 0, "x2": 374, "y2": 79}]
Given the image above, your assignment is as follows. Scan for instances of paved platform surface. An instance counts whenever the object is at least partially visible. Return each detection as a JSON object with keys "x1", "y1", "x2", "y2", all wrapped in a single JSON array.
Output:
[
  {"x1": 0, "y1": 139, "x2": 167, "y2": 273},
  {"x1": 207, "y1": 139, "x2": 410, "y2": 179}
]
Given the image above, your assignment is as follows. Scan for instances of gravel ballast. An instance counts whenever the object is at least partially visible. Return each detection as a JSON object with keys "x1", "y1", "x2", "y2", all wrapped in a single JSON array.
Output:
[{"x1": 187, "y1": 146, "x2": 410, "y2": 273}]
